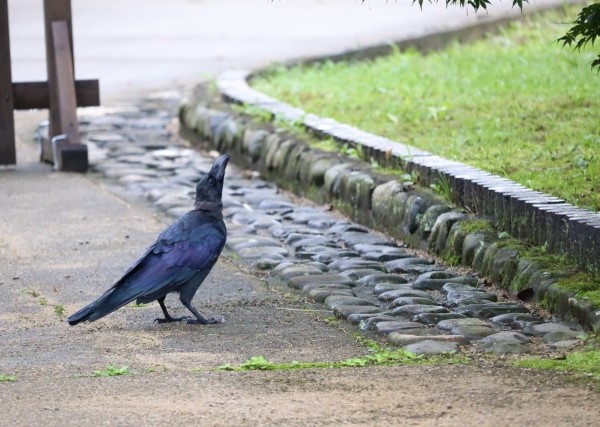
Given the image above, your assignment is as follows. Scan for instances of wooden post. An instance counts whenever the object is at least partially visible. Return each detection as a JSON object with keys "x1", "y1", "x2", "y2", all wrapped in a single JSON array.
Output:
[
  {"x1": 51, "y1": 21, "x2": 79, "y2": 145},
  {"x1": 2, "y1": 0, "x2": 98, "y2": 169},
  {"x1": 42, "y1": 0, "x2": 74, "y2": 163},
  {"x1": 0, "y1": 0, "x2": 16, "y2": 165}
]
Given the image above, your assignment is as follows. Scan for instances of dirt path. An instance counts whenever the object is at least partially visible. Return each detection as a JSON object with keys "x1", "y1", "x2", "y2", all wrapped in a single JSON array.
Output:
[{"x1": 1, "y1": 115, "x2": 598, "y2": 426}]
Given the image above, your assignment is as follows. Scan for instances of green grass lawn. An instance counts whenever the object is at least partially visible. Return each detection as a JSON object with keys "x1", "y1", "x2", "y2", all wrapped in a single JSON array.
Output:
[{"x1": 253, "y1": 5, "x2": 600, "y2": 211}]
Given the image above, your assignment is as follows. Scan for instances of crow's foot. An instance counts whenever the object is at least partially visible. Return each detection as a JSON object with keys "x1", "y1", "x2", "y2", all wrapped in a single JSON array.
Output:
[{"x1": 153, "y1": 315, "x2": 191, "y2": 324}]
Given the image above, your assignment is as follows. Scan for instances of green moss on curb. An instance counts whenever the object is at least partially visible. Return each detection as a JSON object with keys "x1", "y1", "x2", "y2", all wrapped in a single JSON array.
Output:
[{"x1": 458, "y1": 219, "x2": 495, "y2": 234}]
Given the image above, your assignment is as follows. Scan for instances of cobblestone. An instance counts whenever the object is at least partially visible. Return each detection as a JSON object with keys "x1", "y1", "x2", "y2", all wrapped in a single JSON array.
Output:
[{"x1": 76, "y1": 93, "x2": 585, "y2": 356}]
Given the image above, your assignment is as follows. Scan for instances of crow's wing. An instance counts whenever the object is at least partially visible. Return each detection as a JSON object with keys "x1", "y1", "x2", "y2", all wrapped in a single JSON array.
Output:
[{"x1": 68, "y1": 215, "x2": 226, "y2": 324}]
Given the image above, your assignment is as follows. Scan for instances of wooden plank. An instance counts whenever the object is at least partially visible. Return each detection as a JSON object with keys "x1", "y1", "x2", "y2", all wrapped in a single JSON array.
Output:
[
  {"x1": 51, "y1": 20, "x2": 79, "y2": 145},
  {"x1": 13, "y1": 80, "x2": 100, "y2": 110},
  {"x1": 42, "y1": 0, "x2": 73, "y2": 162},
  {"x1": 0, "y1": 0, "x2": 16, "y2": 165}
]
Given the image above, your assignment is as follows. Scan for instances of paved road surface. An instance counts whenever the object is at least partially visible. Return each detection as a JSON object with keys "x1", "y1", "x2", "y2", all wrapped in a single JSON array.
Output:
[{"x1": 6, "y1": 0, "x2": 561, "y2": 101}]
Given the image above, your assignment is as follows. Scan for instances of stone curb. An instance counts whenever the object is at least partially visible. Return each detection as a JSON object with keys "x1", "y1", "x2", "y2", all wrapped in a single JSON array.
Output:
[
  {"x1": 178, "y1": 89, "x2": 600, "y2": 332},
  {"x1": 214, "y1": 69, "x2": 600, "y2": 273}
]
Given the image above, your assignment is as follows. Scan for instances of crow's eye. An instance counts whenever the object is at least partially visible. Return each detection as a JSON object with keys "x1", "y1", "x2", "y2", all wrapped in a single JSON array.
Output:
[{"x1": 208, "y1": 176, "x2": 216, "y2": 186}]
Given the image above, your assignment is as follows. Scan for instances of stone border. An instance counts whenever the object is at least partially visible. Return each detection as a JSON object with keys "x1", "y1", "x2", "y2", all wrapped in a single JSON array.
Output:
[
  {"x1": 179, "y1": 88, "x2": 600, "y2": 331},
  {"x1": 215, "y1": 70, "x2": 600, "y2": 272}
]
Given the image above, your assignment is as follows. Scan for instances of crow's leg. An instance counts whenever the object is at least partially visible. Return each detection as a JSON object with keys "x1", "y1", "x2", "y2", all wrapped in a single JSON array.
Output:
[
  {"x1": 154, "y1": 296, "x2": 191, "y2": 323},
  {"x1": 180, "y1": 295, "x2": 224, "y2": 325}
]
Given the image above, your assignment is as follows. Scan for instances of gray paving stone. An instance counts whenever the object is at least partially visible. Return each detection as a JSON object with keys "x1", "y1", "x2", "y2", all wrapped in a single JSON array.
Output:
[
  {"x1": 307, "y1": 288, "x2": 355, "y2": 303},
  {"x1": 392, "y1": 304, "x2": 449, "y2": 316},
  {"x1": 251, "y1": 258, "x2": 285, "y2": 270},
  {"x1": 287, "y1": 274, "x2": 354, "y2": 290},
  {"x1": 352, "y1": 244, "x2": 404, "y2": 255},
  {"x1": 441, "y1": 282, "x2": 487, "y2": 294},
  {"x1": 390, "y1": 297, "x2": 437, "y2": 308},
  {"x1": 301, "y1": 283, "x2": 353, "y2": 294},
  {"x1": 290, "y1": 236, "x2": 339, "y2": 250},
  {"x1": 373, "y1": 283, "x2": 412, "y2": 296},
  {"x1": 311, "y1": 250, "x2": 361, "y2": 264},
  {"x1": 237, "y1": 246, "x2": 289, "y2": 260},
  {"x1": 437, "y1": 318, "x2": 498, "y2": 340},
  {"x1": 227, "y1": 236, "x2": 283, "y2": 251},
  {"x1": 347, "y1": 313, "x2": 394, "y2": 325},
  {"x1": 362, "y1": 251, "x2": 413, "y2": 262},
  {"x1": 325, "y1": 295, "x2": 376, "y2": 310},
  {"x1": 358, "y1": 315, "x2": 403, "y2": 331},
  {"x1": 326, "y1": 222, "x2": 369, "y2": 236},
  {"x1": 334, "y1": 305, "x2": 383, "y2": 319},
  {"x1": 452, "y1": 303, "x2": 529, "y2": 318},
  {"x1": 279, "y1": 264, "x2": 325, "y2": 280},
  {"x1": 339, "y1": 268, "x2": 385, "y2": 281},
  {"x1": 550, "y1": 340, "x2": 582, "y2": 350},
  {"x1": 377, "y1": 288, "x2": 431, "y2": 302},
  {"x1": 414, "y1": 273, "x2": 478, "y2": 291},
  {"x1": 385, "y1": 257, "x2": 433, "y2": 273},
  {"x1": 478, "y1": 331, "x2": 530, "y2": 344},
  {"x1": 489, "y1": 313, "x2": 542, "y2": 326},
  {"x1": 479, "y1": 341, "x2": 530, "y2": 354},
  {"x1": 375, "y1": 321, "x2": 426, "y2": 335},
  {"x1": 522, "y1": 322, "x2": 580, "y2": 337},
  {"x1": 328, "y1": 258, "x2": 386, "y2": 272},
  {"x1": 446, "y1": 293, "x2": 498, "y2": 307},
  {"x1": 542, "y1": 330, "x2": 585, "y2": 343},
  {"x1": 340, "y1": 231, "x2": 395, "y2": 247},
  {"x1": 388, "y1": 333, "x2": 467, "y2": 347},
  {"x1": 413, "y1": 312, "x2": 467, "y2": 325},
  {"x1": 357, "y1": 274, "x2": 409, "y2": 287},
  {"x1": 404, "y1": 340, "x2": 459, "y2": 355}
]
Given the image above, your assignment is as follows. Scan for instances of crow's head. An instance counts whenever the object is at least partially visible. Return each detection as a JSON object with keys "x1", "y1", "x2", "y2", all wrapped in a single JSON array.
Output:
[{"x1": 195, "y1": 153, "x2": 230, "y2": 209}]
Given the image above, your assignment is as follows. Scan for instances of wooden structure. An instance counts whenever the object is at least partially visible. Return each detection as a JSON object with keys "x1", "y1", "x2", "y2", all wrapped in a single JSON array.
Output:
[{"x1": 0, "y1": 0, "x2": 100, "y2": 171}]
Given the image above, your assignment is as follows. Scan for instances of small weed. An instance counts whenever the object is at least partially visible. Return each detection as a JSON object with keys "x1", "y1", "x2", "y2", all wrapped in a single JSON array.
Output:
[
  {"x1": 324, "y1": 316, "x2": 339, "y2": 325},
  {"x1": 498, "y1": 231, "x2": 512, "y2": 239},
  {"x1": 0, "y1": 374, "x2": 17, "y2": 382},
  {"x1": 38, "y1": 298, "x2": 47, "y2": 306},
  {"x1": 231, "y1": 103, "x2": 273, "y2": 123},
  {"x1": 22, "y1": 289, "x2": 40, "y2": 298},
  {"x1": 131, "y1": 302, "x2": 149, "y2": 308},
  {"x1": 514, "y1": 348, "x2": 600, "y2": 384},
  {"x1": 217, "y1": 350, "x2": 423, "y2": 372},
  {"x1": 429, "y1": 173, "x2": 453, "y2": 202},
  {"x1": 93, "y1": 365, "x2": 131, "y2": 377},
  {"x1": 54, "y1": 305, "x2": 66, "y2": 317}
]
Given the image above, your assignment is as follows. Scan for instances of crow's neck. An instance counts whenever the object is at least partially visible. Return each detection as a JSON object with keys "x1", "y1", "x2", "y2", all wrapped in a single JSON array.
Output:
[{"x1": 194, "y1": 200, "x2": 223, "y2": 214}]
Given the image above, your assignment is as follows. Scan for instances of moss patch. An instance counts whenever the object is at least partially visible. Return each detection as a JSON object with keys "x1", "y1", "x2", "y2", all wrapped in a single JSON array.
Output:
[
  {"x1": 458, "y1": 219, "x2": 495, "y2": 234},
  {"x1": 514, "y1": 347, "x2": 600, "y2": 385}
]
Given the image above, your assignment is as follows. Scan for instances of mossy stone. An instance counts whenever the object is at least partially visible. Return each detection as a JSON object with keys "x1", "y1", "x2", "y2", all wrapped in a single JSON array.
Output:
[
  {"x1": 418, "y1": 205, "x2": 451, "y2": 240},
  {"x1": 242, "y1": 129, "x2": 269, "y2": 162},
  {"x1": 488, "y1": 247, "x2": 520, "y2": 289}
]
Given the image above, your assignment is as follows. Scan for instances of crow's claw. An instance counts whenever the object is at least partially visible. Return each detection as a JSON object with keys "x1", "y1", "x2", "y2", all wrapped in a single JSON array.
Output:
[{"x1": 153, "y1": 315, "x2": 191, "y2": 324}]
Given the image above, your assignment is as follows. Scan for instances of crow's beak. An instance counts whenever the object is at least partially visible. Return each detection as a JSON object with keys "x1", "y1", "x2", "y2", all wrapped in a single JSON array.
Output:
[{"x1": 210, "y1": 154, "x2": 230, "y2": 181}]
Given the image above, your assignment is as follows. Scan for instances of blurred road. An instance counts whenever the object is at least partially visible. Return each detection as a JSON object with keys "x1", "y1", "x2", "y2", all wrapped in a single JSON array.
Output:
[{"x1": 6, "y1": 0, "x2": 561, "y2": 101}]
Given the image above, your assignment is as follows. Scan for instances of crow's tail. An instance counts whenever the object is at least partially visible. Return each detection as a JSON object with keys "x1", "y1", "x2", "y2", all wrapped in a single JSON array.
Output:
[{"x1": 67, "y1": 286, "x2": 141, "y2": 326}]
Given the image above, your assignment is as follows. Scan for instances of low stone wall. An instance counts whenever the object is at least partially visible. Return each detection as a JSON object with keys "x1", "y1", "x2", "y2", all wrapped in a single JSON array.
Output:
[{"x1": 179, "y1": 88, "x2": 600, "y2": 331}]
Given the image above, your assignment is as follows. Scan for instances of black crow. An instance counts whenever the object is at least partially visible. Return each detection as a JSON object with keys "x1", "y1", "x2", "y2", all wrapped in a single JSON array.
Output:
[{"x1": 68, "y1": 154, "x2": 230, "y2": 325}]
